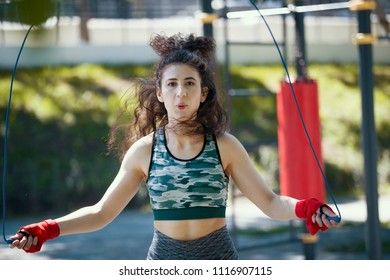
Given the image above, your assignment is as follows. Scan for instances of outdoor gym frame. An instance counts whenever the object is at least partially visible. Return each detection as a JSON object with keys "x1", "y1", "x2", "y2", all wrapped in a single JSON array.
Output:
[{"x1": 200, "y1": 0, "x2": 387, "y2": 260}]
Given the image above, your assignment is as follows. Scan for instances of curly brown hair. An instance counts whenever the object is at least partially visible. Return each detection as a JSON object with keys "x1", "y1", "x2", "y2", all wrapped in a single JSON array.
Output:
[{"x1": 108, "y1": 33, "x2": 229, "y2": 159}]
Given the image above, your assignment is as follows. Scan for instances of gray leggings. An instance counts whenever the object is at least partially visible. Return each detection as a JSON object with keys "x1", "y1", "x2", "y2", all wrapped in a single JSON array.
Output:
[{"x1": 147, "y1": 225, "x2": 238, "y2": 260}]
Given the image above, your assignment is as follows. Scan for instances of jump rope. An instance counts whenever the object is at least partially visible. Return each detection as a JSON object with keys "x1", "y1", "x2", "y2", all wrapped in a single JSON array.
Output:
[
  {"x1": 1, "y1": 24, "x2": 34, "y2": 244},
  {"x1": 248, "y1": 0, "x2": 341, "y2": 222},
  {"x1": 1, "y1": 1, "x2": 341, "y2": 245}
]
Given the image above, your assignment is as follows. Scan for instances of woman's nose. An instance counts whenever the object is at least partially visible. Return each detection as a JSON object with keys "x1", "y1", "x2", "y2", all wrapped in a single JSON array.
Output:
[{"x1": 176, "y1": 86, "x2": 187, "y2": 97}]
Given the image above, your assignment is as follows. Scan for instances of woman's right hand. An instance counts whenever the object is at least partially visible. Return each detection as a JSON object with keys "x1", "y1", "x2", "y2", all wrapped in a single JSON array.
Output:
[
  {"x1": 9, "y1": 230, "x2": 38, "y2": 251},
  {"x1": 8, "y1": 219, "x2": 60, "y2": 253}
]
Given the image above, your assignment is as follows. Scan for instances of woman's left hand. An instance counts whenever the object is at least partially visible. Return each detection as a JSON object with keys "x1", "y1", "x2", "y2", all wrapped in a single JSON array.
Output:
[{"x1": 312, "y1": 205, "x2": 340, "y2": 229}]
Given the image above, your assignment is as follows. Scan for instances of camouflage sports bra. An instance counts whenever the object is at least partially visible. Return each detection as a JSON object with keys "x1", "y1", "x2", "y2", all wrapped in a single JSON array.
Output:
[{"x1": 146, "y1": 128, "x2": 229, "y2": 220}]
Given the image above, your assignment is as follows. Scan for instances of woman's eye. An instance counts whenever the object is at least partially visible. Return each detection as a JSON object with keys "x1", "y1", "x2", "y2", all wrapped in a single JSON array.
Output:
[{"x1": 167, "y1": 82, "x2": 176, "y2": 87}]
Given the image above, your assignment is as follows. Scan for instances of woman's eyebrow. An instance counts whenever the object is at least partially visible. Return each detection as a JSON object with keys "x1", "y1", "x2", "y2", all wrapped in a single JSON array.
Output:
[
  {"x1": 165, "y1": 77, "x2": 197, "y2": 81},
  {"x1": 184, "y1": 77, "x2": 197, "y2": 81}
]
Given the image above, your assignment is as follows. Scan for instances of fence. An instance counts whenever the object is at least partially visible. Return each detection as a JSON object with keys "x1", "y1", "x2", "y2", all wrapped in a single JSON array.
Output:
[{"x1": 0, "y1": 0, "x2": 389, "y2": 68}]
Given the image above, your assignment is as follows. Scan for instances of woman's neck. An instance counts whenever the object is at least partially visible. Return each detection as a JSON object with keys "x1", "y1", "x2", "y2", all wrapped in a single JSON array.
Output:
[{"x1": 164, "y1": 120, "x2": 204, "y2": 138}]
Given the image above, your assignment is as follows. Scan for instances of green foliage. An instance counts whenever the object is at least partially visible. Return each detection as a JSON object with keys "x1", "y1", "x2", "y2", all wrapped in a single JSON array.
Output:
[
  {"x1": 0, "y1": 65, "x2": 143, "y2": 216},
  {"x1": 0, "y1": 0, "x2": 57, "y2": 26},
  {"x1": 0, "y1": 63, "x2": 389, "y2": 216},
  {"x1": 225, "y1": 63, "x2": 390, "y2": 196}
]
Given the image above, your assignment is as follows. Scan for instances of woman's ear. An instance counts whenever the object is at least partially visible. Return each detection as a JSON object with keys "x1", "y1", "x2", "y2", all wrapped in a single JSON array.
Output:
[
  {"x1": 156, "y1": 88, "x2": 164, "y2": 102},
  {"x1": 201, "y1": 87, "x2": 208, "y2": 102}
]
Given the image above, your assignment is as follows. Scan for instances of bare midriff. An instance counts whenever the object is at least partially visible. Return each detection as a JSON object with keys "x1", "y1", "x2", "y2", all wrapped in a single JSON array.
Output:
[{"x1": 154, "y1": 218, "x2": 227, "y2": 241}]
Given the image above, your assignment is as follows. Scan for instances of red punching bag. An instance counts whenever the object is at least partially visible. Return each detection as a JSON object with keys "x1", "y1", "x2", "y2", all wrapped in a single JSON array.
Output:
[{"x1": 277, "y1": 80, "x2": 325, "y2": 202}]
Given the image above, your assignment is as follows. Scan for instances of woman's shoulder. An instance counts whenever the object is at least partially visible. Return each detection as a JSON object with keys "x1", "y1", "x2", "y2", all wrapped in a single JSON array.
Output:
[
  {"x1": 215, "y1": 132, "x2": 247, "y2": 155},
  {"x1": 123, "y1": 132, "x2": 154, "y2": 160},
  {"x1": 132, "y1": 132, "x2": 154, "y2": 150},
  {"x1": 120, "y1": 132, "x2": 155, "y2": 175},
  {"x1": 215, "y1": 132, "x2": 241, "y2": 146},
  {"x1": 215, "y1": 132, "x2": 249, "y2": 174}
]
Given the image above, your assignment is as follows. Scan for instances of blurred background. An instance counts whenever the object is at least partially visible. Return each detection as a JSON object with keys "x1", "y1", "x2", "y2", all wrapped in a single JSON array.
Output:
[{"x1": 0, "y1": 0, "x2": 389, "y2": 260}]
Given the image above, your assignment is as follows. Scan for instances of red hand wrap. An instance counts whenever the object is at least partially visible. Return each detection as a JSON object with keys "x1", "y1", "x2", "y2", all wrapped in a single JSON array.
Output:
[
  {"x1": 295, "y1": 198, "x2": 332, "y2": 235},
  {"x1": 19, "y1": 219, "x2": 60, "y2": 253}
]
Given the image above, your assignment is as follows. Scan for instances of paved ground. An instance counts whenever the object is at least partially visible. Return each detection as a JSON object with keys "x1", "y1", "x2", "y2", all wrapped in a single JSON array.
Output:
[{"x1": 1, "y1": 194, "x2": 389, "y2": 260}]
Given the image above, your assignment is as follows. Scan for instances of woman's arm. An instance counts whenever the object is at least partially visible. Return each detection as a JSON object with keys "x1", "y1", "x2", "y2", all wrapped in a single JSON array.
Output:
[
  {"x1": 218, "y1": 133, "x2": 303, "y2": 220},
  {"x1": 10, "y1": 134, "x2": 153, "y2": 250},
  {"x1": 218, "y1": 133, "x2": 339, "y2": 234},
  {"x1": 58, "y1": 135, "x2": 152, "y2": 235},
  {"x1": 57, "y1": 160, "x2": 144, "y2": 235}
]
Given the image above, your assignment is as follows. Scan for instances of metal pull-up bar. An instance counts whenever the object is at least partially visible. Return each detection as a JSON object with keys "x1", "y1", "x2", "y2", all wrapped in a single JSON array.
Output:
[
  {"x1": 221, "y1": 0, "x2": 384, "y2": 260},
  {"x1": 349, "y1": 0, "x2": 382, "y2": 261},
  {"x1": 226, "y1": 1, "x2": 351, "y2": 18}
]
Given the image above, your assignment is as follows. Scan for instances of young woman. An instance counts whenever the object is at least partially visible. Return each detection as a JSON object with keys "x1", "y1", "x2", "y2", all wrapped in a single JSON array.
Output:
[{"x1": 9, "y1": 33, "x2": 339, "y2": 260}]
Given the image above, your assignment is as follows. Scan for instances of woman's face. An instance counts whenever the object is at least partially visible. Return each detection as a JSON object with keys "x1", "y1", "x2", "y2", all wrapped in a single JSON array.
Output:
[{"x1": 157, "y1": 63, "x2": 208, "y2": 123}]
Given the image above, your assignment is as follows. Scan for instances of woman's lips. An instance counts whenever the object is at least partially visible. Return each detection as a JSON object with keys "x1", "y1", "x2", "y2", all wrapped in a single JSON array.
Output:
[{"x1": 176, "y1": 104, "x2": 187, "y2": 110}]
